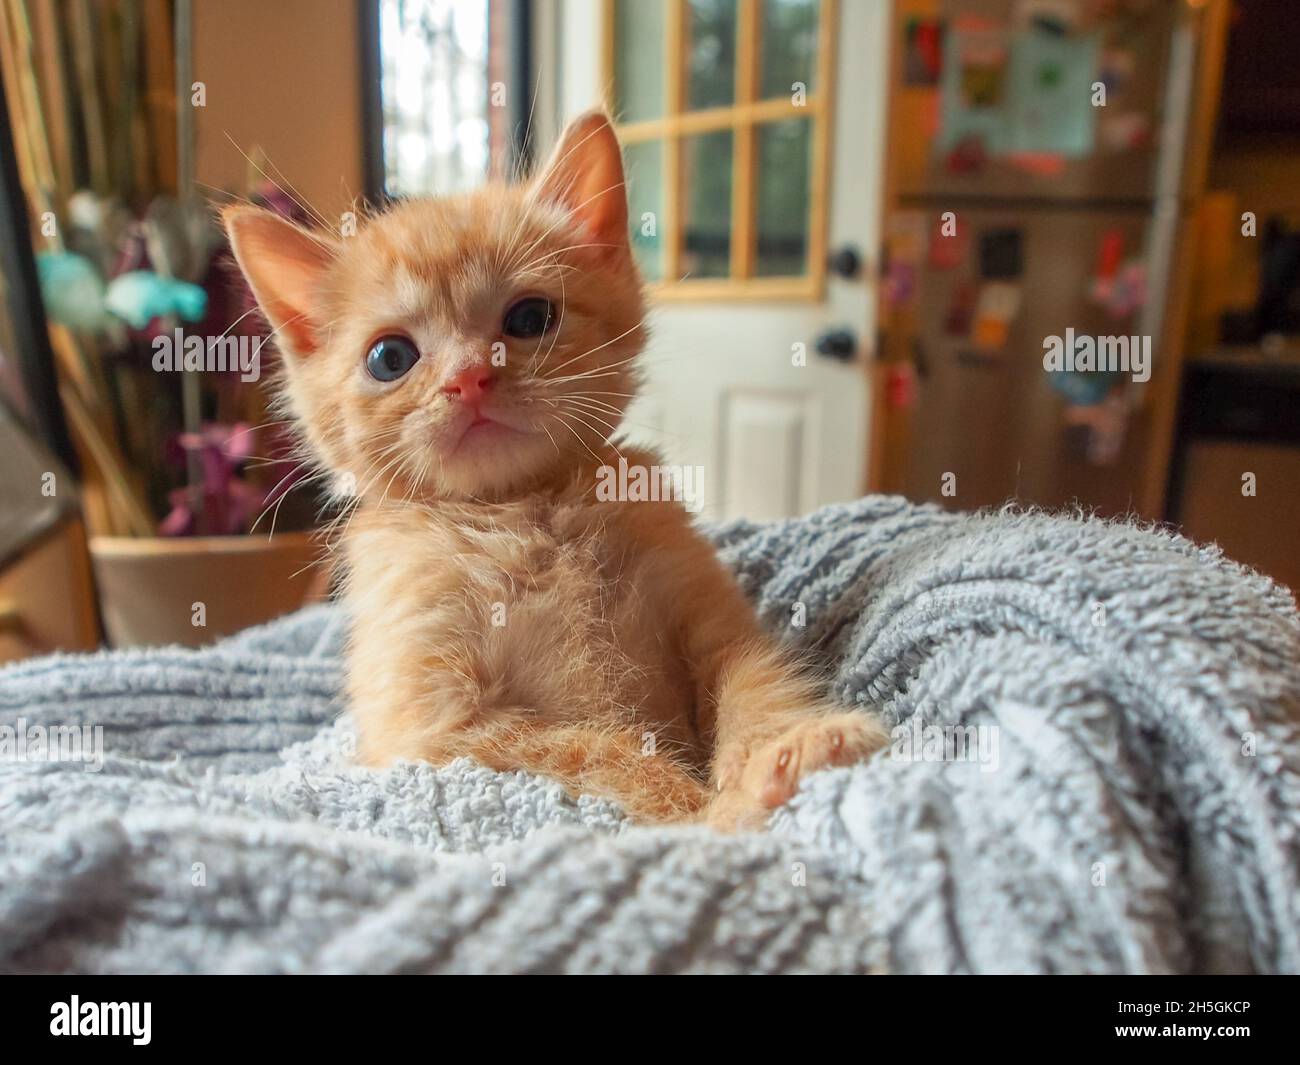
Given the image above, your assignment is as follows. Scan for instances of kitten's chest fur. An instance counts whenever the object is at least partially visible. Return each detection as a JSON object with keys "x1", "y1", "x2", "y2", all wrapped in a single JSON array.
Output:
[{"x1": 343, "y1": 493, "x2": 702, "y2": 760}]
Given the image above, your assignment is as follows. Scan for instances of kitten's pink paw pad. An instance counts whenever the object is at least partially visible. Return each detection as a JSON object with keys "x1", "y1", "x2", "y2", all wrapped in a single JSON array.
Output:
[
  {"x1": 709, "y1": 713, "x2": 886, "y2": 829},
  {"x1": 750, "y1": 715, "x2": 883, "y2": 809}
]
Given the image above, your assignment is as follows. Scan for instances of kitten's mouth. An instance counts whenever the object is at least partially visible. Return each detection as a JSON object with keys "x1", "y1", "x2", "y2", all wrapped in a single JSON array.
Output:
[{"x1": 448, "y1": 411, "x2": 529, "y2": 455}]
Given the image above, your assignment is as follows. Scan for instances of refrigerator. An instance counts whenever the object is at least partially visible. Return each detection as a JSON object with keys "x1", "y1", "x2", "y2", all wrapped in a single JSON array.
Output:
[{"x1": 880, "y1": 0, "x2": 1208, "y2": 516}]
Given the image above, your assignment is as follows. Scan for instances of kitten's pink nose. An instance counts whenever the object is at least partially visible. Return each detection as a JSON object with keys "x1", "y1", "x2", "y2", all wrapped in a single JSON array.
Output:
[{"x1": 442, "y1": 367, "x2": 495, "y2": 404}]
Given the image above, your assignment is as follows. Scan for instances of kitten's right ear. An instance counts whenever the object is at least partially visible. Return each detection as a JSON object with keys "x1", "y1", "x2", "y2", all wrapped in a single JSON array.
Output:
[
  {"x1": 531, "y1": 111, "x2": 628, "y2": 257},
  {"x1": 222, "y1": 205, "x2": 337, "y2": 356}
]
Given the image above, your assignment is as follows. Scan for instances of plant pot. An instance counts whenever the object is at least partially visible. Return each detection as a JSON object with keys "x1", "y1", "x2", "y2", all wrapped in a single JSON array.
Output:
[{"x1": 89, "y1": 533, "x2": 326, "y2": 648}]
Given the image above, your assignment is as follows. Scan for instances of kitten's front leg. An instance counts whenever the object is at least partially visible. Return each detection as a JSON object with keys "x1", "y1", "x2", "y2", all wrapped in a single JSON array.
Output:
[
  {"x1": 441, "y1": 721, "x2": 712, "y2": 823},
  {"x1": 701, "y1": 645, "x2": 888, "y2": 830},
  {"x1": 665, "y1": 541, "x2": 887, "y2": 830},
  {"x1": 352, "y1": 664, "x2": 710, "y2": 823}
]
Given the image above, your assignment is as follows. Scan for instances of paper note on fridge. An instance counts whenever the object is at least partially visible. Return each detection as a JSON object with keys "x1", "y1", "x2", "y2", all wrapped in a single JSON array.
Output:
[
  {"x1": 1007, "y1": 30, "x2": 1099, "y2": 156},
  {"x1": 940, "y1": 27, "x2": 1099, "y2": 158},
  {"x1": 939, "y1": 24, "x2": 1013, "y2": 153}
]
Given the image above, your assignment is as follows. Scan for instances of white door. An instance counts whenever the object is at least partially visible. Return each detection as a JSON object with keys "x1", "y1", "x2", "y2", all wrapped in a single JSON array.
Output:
[{"x1": 546, "y1": 0, "x2": 889, "y2": 520}]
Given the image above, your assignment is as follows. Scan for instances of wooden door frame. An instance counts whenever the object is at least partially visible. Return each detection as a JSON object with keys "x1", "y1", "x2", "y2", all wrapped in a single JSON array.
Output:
[{"x1": 865, "y1": 0, "x2": 916, "y2": 496}]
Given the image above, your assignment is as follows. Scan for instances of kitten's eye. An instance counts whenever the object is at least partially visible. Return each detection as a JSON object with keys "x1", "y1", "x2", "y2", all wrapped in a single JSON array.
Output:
[
  {"x1": 366, "y1": 335, "x2": 420, "y2": 382},
  {"x1": 502, "y1": 297, "x2": 554, "y2": 339}
]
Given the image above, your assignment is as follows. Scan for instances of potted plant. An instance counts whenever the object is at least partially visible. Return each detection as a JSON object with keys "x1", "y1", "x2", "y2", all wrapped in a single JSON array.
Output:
[{"x1": 2, "y1": 4, "x2": 326, "y2": 649}]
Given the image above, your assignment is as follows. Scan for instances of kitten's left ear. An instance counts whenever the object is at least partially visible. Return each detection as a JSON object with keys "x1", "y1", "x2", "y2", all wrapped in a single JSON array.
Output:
[{"x1": 531, "y1": 111, "x2": 628, "y2": 255}]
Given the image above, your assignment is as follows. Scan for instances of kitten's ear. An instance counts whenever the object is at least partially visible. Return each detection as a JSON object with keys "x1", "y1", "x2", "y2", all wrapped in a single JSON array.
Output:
[
  {"x1": 222, "y1": 205, "x2": 337, "y2": 356},
  {"x1": 531, "y1": 111, "x2": 628, "y2": 255}
]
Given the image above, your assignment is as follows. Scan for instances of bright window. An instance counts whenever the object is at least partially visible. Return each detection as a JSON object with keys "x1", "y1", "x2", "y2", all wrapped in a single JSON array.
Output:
[{"x1": 378, "y1": 0, "x2": 491, "y2": 197}]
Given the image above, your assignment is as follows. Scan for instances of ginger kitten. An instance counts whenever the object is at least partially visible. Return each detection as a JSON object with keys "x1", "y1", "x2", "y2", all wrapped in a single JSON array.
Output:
[{"x1": 224, "y1": 112, "x2": 885, "y2": 828}]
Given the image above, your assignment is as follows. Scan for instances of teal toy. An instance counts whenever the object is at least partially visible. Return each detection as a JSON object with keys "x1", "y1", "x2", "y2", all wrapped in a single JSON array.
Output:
[
  {"x1": 104, "y1": 271, "x2": 208, "y2": 329},
  {"x1": 35, "y1": 251, "x2": 108, "y2": 331}
]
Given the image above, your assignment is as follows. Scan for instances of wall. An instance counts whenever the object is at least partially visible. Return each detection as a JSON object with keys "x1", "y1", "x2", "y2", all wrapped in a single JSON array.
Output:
[{"x1": 192, "y1": 0, "x2": 364, "y2": 221}]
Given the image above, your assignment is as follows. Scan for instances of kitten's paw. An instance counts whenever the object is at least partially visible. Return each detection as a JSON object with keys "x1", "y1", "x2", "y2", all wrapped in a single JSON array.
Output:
[
  {"x1": 745, "y1": 713, "x2": 887, "y2": 808},
  {"x1": 707, "y1": 713, "x2": 886, "y2": 830}
]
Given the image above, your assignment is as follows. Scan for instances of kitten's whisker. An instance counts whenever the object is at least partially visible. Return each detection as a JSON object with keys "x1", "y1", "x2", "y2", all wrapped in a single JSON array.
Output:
[
  {"x1": 547, "y1": 345, "x2": 653, "y2": 380},
  {"x1": 542, "y1": 353, "x2": 641, "y2": 385},
  {"x1": 522, "y1": 177, "x2": 626, "y2": 264},
  {"x1": 517, "y1": 262, "x2": 583, "y2": 280},
  {"x1": 548, "y1": 407, "x2": 626, "y2": 464},
  {"x1": 374, "y1": 449, "x2": 414, "y2": 511},
  {"x1": 502, "y1": 174, "x2": 624, "y2": 277},
  {"x1": 339, "y1": 443, "x2": 408, "y2": 506},
  {"x1": 541, "y1": 317, "x2": 646, "y2": 379},
  {"x1": 400, "y1": 454, "x2": 431, "y2": 510},
  {"x1": 250, "y1": 460, "x2": 315, "y2": 535},
  {"x1": 494, "y1": 209, "x2": 528, "y2": 280},
  {"x1": 263, "y1": 150, "x2": 338, "y2": 235},
  {"x1": 556, "y1": 395, "x2": 623, "y2": 416},
  {"x1": 265, "y1": 469, "x2": 300, "y2": 539},
  {"x1": 552, "y1": 403, "x2": 619, "y2": 441},
  {"x1": 503, "y1": 160, "x2": 604, "y2": 271},
  {"x1": 555, "y1": 398, "x2": 671, "y2": 442},
  {"x1": 212, "y1": 302, "x2": 268, "y2": 343},
  {"x1": 238, "y1": 416, "x2": 298, "y2": 433},
  {"x1": 250, "y1": 463, "x2": 339, "y2": 539},
  {"x1": 222, "y1": 132, "x2": 335, "y2": 235},
  {"x1": 537, "y1": 117, "x2": 608, "y2": 185},
  {"x1": 536, "y1": 418, "x2": 561, "y2": 458},
  {"x1": 509, "y1": 62, "x2": 546, "y2": 186},
  {"x1": 542, "y1": 411, "x2": 606, "y2": 465},
  {"x1": 554, "y1": 402, "x2": 620, "y2": 436},
  {"x1": 287, "y1": 549, "x2": 331, "y2": 586},
  {"x1": 512, "y1": 241, "x2": 617, "y2": 277},
  {"x1": 530, "y1": 266, "x2": 567, "y2": 376},
  {"x1": 542, "y1": 370, "x2": 627, "y2": 385},
  {"x1": 333, "y1": 451, "x2": 407, "y2": 540},
  {"x1": 243, "y1": 456, "x2": 306, "y2": 470},
  {"x1": 252, "y1": 312, "x2": 309, "y2": 360}
]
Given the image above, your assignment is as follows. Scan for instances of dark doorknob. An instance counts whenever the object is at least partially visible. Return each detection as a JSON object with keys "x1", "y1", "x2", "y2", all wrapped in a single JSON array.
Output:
[
  {"x1": 815, "y1": 328, "x2": 858, "y2": 362},
  {"x1": 827, "y1": 245, "x2": 862, "y2": 279}
]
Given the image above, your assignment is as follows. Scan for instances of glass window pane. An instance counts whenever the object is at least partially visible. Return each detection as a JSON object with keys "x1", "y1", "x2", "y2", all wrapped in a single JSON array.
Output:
[
  {"x1": 614, "y1": 0, "x2": 665, "y2": 122},
  {"x1": 682, "y1": 130, "x2": 734, "y2": 279},
  {"x1": 755, "y1": 118, "x2": 812, "y2": 277},
  {"x1": 379, "y1": 0, "x2": 490, "y2": 197},
  {"x1": 687, "y1": 0, "x2": 737, "y2": 110},
  {"x1": 624, "y1": 140, "x2": 664, "y2": 281},
  {"x1": 760, "y1": 0, "x2": 819, "y2": 100}
]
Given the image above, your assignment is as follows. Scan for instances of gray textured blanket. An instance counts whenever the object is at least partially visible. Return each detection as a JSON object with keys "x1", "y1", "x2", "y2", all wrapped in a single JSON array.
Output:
[{"x1": 2, "y1": 496, "x2": 1298, "y2": 974}]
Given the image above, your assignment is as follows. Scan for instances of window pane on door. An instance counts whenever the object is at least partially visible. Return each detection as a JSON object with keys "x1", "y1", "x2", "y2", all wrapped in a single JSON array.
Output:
[
  {"x1": 613, "y1": 0, "x2": 666, "y2": 122},
  {"x1": 624, "y1": 140, "x2": 665, "y2": 281},
  {"x1": 687, "y1": 0, "x2": 737, "y2": 111},
  {"x1": 759, "y1": 0, "x2": 819, "y2": 100},
  {"x1": 605, "y1": 0, "x2": 833, "y2": 294},
  {"x1": 682, "y1": 130, "x2": 733, "y2": 278},
  {"x1": 755, "y1": 118, "x2": 812, "y2": 276}
]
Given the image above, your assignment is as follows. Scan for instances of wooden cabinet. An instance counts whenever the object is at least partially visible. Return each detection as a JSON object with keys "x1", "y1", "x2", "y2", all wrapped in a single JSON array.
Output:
[{"x1": 0, "y1": 517, "x2": 99, "y2": 663}]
